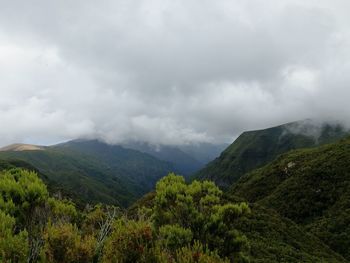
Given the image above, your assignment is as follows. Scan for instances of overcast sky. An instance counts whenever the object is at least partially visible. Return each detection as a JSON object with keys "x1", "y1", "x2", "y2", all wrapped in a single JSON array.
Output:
[{"x1": 0, "y1": 0, "x2": 349, "y2": 146}]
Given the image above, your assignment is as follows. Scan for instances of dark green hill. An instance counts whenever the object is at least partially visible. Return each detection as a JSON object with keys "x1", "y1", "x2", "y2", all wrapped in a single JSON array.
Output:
[
  {"x1": 231, "y1": 136, "x2": 350, "y2": 260},
  {"x1": 56, "y1": 140, "x2": 174, "y2": 189},
  {"x1": 123, "y1": 142, "x2": 204, "y2": 176},
  {"x1": 235, "y1": 203, "x2": 346, "y2": 263},
  {"x1": 195, "y1": 120, "x2": 348, "y2": 188},
  {"x1": 0, "y1": 159, "x2": 86, "y2": 206},
  {"x1": 123, "y1": 142, "x2": 228, "y2": 176},
  {"x1": 0, "y1": 140, "x2": 175, "y2": 207}
]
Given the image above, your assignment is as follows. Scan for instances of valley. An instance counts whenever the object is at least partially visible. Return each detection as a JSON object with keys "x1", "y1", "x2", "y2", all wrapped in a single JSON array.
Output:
[{"x1": 1, "y1": 120, "x2": 350, "y2": 262}]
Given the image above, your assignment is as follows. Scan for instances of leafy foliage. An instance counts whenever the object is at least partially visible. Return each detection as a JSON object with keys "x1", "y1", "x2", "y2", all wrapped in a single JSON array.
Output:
[
  {"x1": 132, "y1": 187, "x2": 346, "y2": 262},
  {"x1": 0, "y1": 210, "x2": 29, "y2": 263},
  {"x1": 102, "y1": 219, "x2": 155, "y2": 263},
  {"x1": 158, "y1": 224, "x2": 193, "y2": 251},
  {"x1": 42, "y1": 222, "x2": 96, "y2": 263},
  {"x1": 0, "y1": 168, "x2": 48, "y2": 228},
  {"x1": 152, "y1": 174, "x2": 250, "y2": 262},
  {"x1": 0, "y1": 169, "x2": 250, "y2": 262},
  {"x1": 175, "y1": 241, "x2": 230, "y2": 263}
]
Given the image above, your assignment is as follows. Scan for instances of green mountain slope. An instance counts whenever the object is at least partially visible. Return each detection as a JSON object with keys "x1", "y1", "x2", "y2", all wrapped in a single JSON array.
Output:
[
  {"x1": 123, "y1": 142, "x2": 228, "y2": 176},
  {"x1": 231, "y1": 136, "x2": 350, "y2": 260},
  {"x1": 0, "y1": 159, "x2": 87, "y2": 206},
  {"x1": 56, "y1": 140, "x2": 175, "y2": 190},
  {"x1": 195, "y1": 120, "x2": 348, "y2": 188},
  {"x1": 234, "y1": 203, "x2": 346, "y2": 263},
  {"x1": 0, "y1": 140, "x2": 175, "y2": 207},
  {"x1": 122, "y1": 142, "x2": 204, "y2": 176}
]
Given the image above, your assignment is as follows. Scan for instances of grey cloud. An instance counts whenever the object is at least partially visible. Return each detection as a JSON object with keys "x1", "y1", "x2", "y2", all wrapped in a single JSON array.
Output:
[{"x1": 0, "y1": 0, "x2": 349, "y2": 146}]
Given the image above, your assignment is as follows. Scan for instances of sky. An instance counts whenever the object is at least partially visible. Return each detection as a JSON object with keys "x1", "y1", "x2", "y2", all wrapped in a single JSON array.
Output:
[{"x1": 0, "y1": 0, "x2": 350, "y2": 147}]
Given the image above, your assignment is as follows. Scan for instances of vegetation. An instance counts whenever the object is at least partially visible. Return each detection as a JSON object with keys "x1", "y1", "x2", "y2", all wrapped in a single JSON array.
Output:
[
  {"x1": 1, "y1": 123, "x2": 350, "y2": 262},
  {"x1": 123, "y1": 142, "x2": 228, "y2": 176},
  {"x1": 231, "y1": 136, "x2": 350, "y2": 260},
  {"x1": 232, "y1": 203, "x2": 346, "y2": 262},
  {"x1": 124, "y1": 142, "x2": 205, "y2": 176},
  {"x1": 0, "y1": 140, "x2": 175, "y2": 207},
  {"x1": 194, "y1": 121, "x2": 348, "y2": 188},
  {"x1": 130, "y1": 191, "x2": 347, "y2": 263},
  {"x1": 0, "y1": 169, "x2": 250, "y2": 262}
]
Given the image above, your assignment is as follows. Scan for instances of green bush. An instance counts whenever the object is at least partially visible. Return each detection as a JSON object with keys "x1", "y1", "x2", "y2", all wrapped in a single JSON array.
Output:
[
  {"x1": 42, "y1": 222, "x2": 96, "y2": 263},
  {"x1": 158, "y1": 224, "x2": 193, "y2": 251},
  {"x1": 102, "y1": 218, "x2": 154, "y2": 263},
  {"x1": 0, "y1": 210, "x2": 29, "y2": 263}
]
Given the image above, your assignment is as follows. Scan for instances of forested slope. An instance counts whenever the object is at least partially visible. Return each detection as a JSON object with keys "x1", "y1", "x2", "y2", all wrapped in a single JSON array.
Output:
[
  {"x1": 195, "y1": 120, "x2": 348, "y2": 188},
  {"x1": 231, "y1": 136, "x2": 350, "y2": 260}
]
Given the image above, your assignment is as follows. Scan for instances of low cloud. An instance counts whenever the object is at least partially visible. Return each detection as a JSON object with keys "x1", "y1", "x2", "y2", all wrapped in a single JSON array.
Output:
[{"x1": 0, "y1": 0, "x2": 350, "y2": 146}]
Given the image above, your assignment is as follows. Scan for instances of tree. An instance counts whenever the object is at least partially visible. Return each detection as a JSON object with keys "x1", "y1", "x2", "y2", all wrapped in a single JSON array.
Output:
[
  {"x1": 102, "y1": 218, "x2": 155, "y2": 263},
  {"x1": 82, "y1": 204, "x2": 120, "y2": 262},
  {"x1": 152, "y1": 173, "x2": 250, "y2": 262},
  {"x1": 0, "y1": 168, "x2": 49, "y2": 262},
  {"x1": 0, "y1": 210, "x2": 28, "y2": 263},
  {"x1": 42, "y1": 222, "x2": 96, "y2": 263},
  {"x1": 0, "y1": 168, "x2": 48, "y2": 224}
]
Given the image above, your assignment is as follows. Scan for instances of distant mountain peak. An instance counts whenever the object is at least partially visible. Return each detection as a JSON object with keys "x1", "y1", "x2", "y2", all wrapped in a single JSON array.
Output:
[{"x1": 0, "y1": 143, "x2": 44, "y2": 152}]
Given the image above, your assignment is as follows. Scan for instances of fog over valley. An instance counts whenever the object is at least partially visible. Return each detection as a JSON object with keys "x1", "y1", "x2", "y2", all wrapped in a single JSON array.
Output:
[{"x1": 1, "y1": 0, "x2": 350, "y2": 147}]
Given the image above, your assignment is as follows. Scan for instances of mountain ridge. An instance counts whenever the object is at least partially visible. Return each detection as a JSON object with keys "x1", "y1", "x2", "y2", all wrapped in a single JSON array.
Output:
[
  {"x1": 0, "y1": 139, "x2": 175, "y2": 206},
  {"x1": 194, "y1": 120, "x2": 349, "y2": 188}
]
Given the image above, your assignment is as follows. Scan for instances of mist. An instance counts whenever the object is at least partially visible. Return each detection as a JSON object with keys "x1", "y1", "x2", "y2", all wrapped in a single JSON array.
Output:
[{"x1": 0, "y1": 0, "x2": 350, "y2": 147}]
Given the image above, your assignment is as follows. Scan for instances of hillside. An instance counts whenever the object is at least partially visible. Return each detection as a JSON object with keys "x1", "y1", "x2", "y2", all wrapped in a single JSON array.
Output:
[
  {"x1": 0, "y1": 140, "x2": 175, "y2": 206},
  {"x1": 123, "y1": 142, "x2": 204, "y2": 176},
  {"x1": 195, "y1": 120, "x2": 349, "y2": 188},
  {"x1": 123, "y1": 142, "x2": 227, "y2": 176},
  {"x1": 231, "y1": 136, "x2": 350, "y2": 260},
  {"x1": 0, "y1": 143, "x2": 44, "y2": 151},
  {"x1": 0, "y1": 158, "x2": 87, "y2": 206},
  {"x1": 234, "y1": 203, "x2": 346, "y2": 262},
  {"x1": 1, "y1": 137, "x2": 349, "y2": 262}
]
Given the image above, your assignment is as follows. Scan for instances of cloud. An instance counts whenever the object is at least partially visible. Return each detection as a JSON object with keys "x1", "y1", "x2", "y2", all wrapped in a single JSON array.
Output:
[{"x1": 0, "y1": 0, "x2": 349, "y2": 146}]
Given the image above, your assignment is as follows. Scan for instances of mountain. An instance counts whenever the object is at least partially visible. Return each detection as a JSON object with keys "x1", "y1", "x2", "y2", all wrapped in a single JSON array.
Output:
[
  {"x1": 178, "y1": 143, "x2": 229, "y2": 165},
  {"x1": 231, "y1": 136, "x2": 350, "y2": 260},
  {"x1": 2, "y1": 133, "x2": 350, "y2": 262},
  {"x1": 0, "y1": 140, "x2": 175, "y2": 206},
  {"x1": 123, "y1": 142, "x2": 203, "y2": 176},
  {"x1": 0, "y1": 143, "x2": 44, "y2": 151},
  {"x1": 123, "y1": 142, "x2": 228, "y2": 176},
  {"x1": 194, "y1": 120, "x2": 349, "y2": 188},
  {"x1": 0, "y1": 158, "x2": 87, "y2": 207},
  {"x1": 234, "y1": 203, "x2": 346, "y2": 262}
]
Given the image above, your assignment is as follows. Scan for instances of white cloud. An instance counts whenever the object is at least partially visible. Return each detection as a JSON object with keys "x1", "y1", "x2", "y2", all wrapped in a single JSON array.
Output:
[{"x1": 0, "y1": 0, "x2": 349, "y2": 146}]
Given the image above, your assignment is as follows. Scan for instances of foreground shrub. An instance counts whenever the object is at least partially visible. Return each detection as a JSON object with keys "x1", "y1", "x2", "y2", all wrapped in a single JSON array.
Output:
[
  {"x1": 0, "y1": 211, "x2": 29, "y2": 263},
  {"x1": 42, "y1": 222, "x2": 96, "y2": 263},
  {"x1": 102, "y1": 218, "x2": 154, "y2": 263},
  {"x1": 176, "y1": 242, "x2": 230, "y2": 263},
  {"x1": 153, "y1": 173, "x2": 250, "y2": 261}
]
